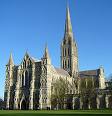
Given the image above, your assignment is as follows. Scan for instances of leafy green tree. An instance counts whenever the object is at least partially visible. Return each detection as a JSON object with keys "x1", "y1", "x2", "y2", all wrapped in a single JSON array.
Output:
[
  {"x1": 0, "y1": 98, "x2": 4, "y2": 109},
  {"x1": 79, "y1": 77, "x2": 97, "y2": 109},
  {"x1": 107, "y1": 74, "x2": 112, "y2": 90},
  {"x1": 51, "y1": 78, "x2": 71, "y2": 109}
]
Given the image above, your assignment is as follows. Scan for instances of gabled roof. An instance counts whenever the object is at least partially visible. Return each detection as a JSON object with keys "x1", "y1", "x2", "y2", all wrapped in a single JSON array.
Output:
[
  {"x1": 55, "y1": 68, "x2": 70, "y2": 77},
  {"x1": 30, "y1": 57, "x2": 41, "y2": 62},
  {"x1": 20, "y1": 52, "x2": 40, "y2": 65},
  {"x1": 79, "y1": 69, "x2": 99, "y2": 78}
]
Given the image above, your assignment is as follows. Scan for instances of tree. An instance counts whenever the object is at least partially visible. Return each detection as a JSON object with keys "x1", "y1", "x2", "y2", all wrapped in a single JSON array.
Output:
[
  {"x1": 79, "y1": 77, "x2": 97, "y2": 109},
  {"x1": 107, "y1": 74, "x2": 112, "y2": 90},
  {"x1": 0, "y1": 98, "x2": 4, "y2": 110},
  {"x1": 51, "y1": 78, "x2": 71, "y2": 109}
]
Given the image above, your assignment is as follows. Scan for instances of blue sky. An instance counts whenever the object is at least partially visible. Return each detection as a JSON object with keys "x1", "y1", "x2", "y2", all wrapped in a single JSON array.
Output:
[{"x1": 0, "y1": 0, "x2": 112, "y2": 98}]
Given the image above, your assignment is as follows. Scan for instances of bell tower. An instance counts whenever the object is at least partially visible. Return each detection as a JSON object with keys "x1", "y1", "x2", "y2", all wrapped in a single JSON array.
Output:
[{"x1": 61, "y1": 5, "x2": 78, "y2": 76}]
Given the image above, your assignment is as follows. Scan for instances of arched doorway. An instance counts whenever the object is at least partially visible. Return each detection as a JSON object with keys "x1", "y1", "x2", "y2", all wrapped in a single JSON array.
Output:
[{"x1": 21, "y1": 100, "x2": 28, "y2": 110}]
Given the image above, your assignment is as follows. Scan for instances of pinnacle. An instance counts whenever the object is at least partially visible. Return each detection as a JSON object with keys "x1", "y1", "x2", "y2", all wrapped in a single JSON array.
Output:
[
  {"x1": 8, "y1": 53, "x2": 14, "y2": 65},
  {"x1": 43, "y1": 44, "x2": 50, "y2": 59}
]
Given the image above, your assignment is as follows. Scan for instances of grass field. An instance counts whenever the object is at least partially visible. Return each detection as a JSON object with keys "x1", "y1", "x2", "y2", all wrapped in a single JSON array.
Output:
[{"x1": 0, "y1": 110, "x2": 112, "y2": 116}]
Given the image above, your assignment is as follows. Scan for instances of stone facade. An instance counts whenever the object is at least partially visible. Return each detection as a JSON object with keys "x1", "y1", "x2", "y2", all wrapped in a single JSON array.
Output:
[{"x1": 4, "y1": 5, "x2": 112, "y2": 110}]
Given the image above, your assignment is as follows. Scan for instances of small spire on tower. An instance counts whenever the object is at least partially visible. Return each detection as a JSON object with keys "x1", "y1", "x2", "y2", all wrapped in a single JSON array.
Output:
[
  {"x1": 43, "y1": 43, "x2": 50, "y2": 59},
  {"x1": 25, "y1": 50, "x2": 29, "y2": 57},
  {"x1": 8, "y1": 53, "x2": 14, "y2": 65}
]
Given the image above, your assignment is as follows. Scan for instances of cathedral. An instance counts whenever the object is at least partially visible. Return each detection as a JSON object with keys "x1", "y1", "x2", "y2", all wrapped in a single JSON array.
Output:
[{"x1": 4, "y1": 5, "x2": 112, "y2": 110}]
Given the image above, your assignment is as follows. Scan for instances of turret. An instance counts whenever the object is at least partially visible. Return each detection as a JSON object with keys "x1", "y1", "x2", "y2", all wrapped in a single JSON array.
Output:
[
  {"x1": 42, "y1": 44, "x2": 51, "y2": 65},
  {"x1": 98, "y1": 66, "x2": 106, "y2": 89},
  {"x1": 6, "y1": 53, "x2": 14, "y2": 87},
  {"x1": 4, "y1": 53, "x2": 15, "y2": 109},
  {"x1": 7, "y1": 53, "x2": 14, "y2": 69}
]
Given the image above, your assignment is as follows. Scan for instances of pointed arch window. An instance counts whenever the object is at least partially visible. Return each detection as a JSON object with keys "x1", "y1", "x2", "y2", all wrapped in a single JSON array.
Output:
[
  {"x1": 65, "y1": 48, "x2": 66, "y2": 56},
  {"x1": 25, "y1": 71, "x2": 28, "y2": 87},
  {"x1": 22, "y1": 74, "x2": 24, "y2": 87},
  {"x1": 63, "y1": 48, "x2": 65, "y2": 56},
  {"x1": 68, "y1": 47, "x2": 70, "y2": 56},
  {"x1": 29, "y1": 72, "x2": 32, "y2": 87},
  {"x1": 20, "y1": 75, "x2": 22, "y2": 87},
  {"x1": 65, "y1": 60, "x2": 67, "y2": 69},
  {"x1": 68, "y1": 39, "x2": 71, "y2": 45},
  {"x1": 23, "y1": 60, "x2": 26, "y2": 69},
  {"x1": 28, "y1": 60, "x2": 32, "y2": 68},
  {"x1": 68, "y1": 59, "x2": 70, "y2": 69},
  {"x1": 63, "y1": 48, "x2": 64, "y2": 56},
  {"x1": 23, "y1": 62, "x2": 24, "y2": 68},
  {"x1": 63, "y1": 60, "x2": 64, "y2": 68},
  {"x1": 25, "y1": 61, "x2": 26, "y2": 68},
  {"x1": 64, "y1": 39, "x2": 66, "y2": 44}
]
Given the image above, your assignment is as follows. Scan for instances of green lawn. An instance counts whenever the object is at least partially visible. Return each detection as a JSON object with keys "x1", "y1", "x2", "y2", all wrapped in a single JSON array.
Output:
[{"x1": 0, "y1": 110, "x2": 112, "y2": 116}]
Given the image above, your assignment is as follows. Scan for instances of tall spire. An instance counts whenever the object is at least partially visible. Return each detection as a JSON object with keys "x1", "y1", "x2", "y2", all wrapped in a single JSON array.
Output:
[
  {"x1": 65, "y1": 4, "x2": 73, "y2": 35},
  {"x1": 8, "y1": 53, "x2": 14, "y2": 65},
  {"x1": 61, "y1": 3, "x2": 78, "y2": 76}
]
